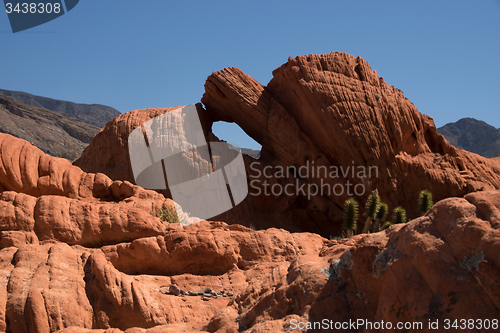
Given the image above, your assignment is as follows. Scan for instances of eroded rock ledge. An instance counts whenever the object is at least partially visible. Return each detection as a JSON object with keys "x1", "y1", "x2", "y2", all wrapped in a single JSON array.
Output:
[{"x1": 0, "y1": 133, "x2": 499, "y2": 332}]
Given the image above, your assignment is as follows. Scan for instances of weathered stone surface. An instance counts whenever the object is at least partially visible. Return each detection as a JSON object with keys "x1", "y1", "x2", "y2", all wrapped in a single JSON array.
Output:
[
  {"x1": 4, "y1": 244, "x2": 93, "y2": 332},
  {"x1": 0, "y1": 134, "x2": 180, "y2": 248},
  {"x1": 0, "y1": 133, "x2": 170, "y2": 204},
  {"x1": 0, "y1": 188, "x2": 499, "y2": 332},
  {"x1": 33, "y1": 195, "x2": 174, "y2": 247},
  {"x1": 100, "y1": 221, "x2": 325, "y2": 276},
  {"x1": 0, "y1": 192, "x2": 37, "y2": 232},
  {"x1": 0, "y1": 53, "x2": 499, "y2": 333},
  {"x1": 0, "y1": 190, "x2": 178, "y2": 248},
  {"x1": 201, "y1": 53, "x2": 500, "y2": 236},
  {"x1": 74, "y1": 107, "x2": 184, "y2": 184},
  {"x1": 71, "y1": 52, "x2": 500, "y2": 237}
]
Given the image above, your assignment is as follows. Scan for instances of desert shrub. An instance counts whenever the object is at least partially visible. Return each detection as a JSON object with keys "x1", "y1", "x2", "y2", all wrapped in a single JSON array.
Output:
[
  {"x1": 392, "y1": 206, "x2": 406, "y2": 224},
  {"x1": 343, "y1": 198, "x2": 359, "y2": 238},
  {"x1": 151, "y1": 204, "x2": 180, "y2": 223},
  {"x1": 418, "y1": 189, "x2": 433, "y2": 215}
]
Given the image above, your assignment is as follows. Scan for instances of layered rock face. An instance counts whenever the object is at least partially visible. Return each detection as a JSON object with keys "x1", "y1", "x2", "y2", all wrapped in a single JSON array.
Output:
[
  {"x1": 201, "y1": 53, "x2": 500, "y2": 235},
  {"x1": 0, "y1": 133, "x2": 176, "y2": 248},
  {"x1": 1, "y1": 131, "x2": 500, "y2": 332},
  {"x1": 74, "y1": 52, "x2": 500, "y2": 236},
  {"x1": 74, "y1": 107, "x2": 185, "y2": 184}
]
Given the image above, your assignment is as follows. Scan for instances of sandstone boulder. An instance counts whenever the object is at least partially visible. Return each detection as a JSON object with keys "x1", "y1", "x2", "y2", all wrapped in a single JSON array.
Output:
[
  {"x1": 0, "y1": 134, "x2": 181, "y2": 248},
  {"x1": 0, "y1": 133, "x2": 170, "y2": 204},
  {"x1": 74, "y1": 107, "x2": 185, "y2": 185}
]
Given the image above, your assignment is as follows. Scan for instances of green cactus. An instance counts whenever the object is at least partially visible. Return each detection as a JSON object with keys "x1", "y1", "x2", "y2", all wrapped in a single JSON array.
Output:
[
  {"x1": 392, "y1": 206, "x2": 407, "y2": 225},
  {"x1": 343, "y1": 198, "x2": 359, "y2": 238},
  {"x1": 362, "y1": 190, "x2": 380, "y2": 233},
  {"x1": 372, "y1": 202, "x2": 388, "y2": 232},
  {"x1": 381, "y1": 221, "x2": 393, "y2": 230},
  {"x1": 418, "y1": 189, "x2": 433, "y2": 215}
]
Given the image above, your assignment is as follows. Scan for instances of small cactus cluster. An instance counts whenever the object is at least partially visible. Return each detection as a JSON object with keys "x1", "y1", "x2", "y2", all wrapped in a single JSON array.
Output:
[
  {"x1": 341, "y1": 189, "x2": 434, "y2": 237},
  {"x1": 343, "y1": 190, "x2": 389, "y2": 236},
  {"x1": 381, "y1": 221, "x2": 393, "y2": 230},
  {"x1": 372, "y1": 202, "x2": 388, "y2": 232}
]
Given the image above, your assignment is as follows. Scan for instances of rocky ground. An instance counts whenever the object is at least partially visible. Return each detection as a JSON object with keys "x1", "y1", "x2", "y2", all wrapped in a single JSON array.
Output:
[
  {"x1": 0, "y1": 133, "x2": 499, "y2": 332},
  {"x1": 0, "y1": 52, "x2": 499, "y2": 332}
]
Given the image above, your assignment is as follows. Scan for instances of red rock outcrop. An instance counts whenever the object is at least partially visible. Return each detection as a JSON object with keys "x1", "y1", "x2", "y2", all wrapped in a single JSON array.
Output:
[
  {"x1": 73, "y1": 52, "x2": 500, "y2": 237},
  {"x1": 1, "y1": 186, "x2": 499, "y2": 331},
  {"x1": 201, "y1": 53, "x2": 500, "y2": 236},
  {"x1": 0, "y1": 133, "x2": 178, "y2": 248},
  {"x1": 74, "y1": 107, "x2": 185, "y2": 185},
  {"x1": 1, "y1": 126, "x2": 500, "y2": 332},
  {"x1": 0, "y1": 133, "x2": 169, "y2": 202}
]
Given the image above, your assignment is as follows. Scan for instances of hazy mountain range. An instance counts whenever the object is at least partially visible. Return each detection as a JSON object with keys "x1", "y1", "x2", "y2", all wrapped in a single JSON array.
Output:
[
  {"x1": 0, "y1": 93, "x2": 101, "y2": 161},
  {"x1": 0, "y1": 89, "x2": 120, "y2": 128}
]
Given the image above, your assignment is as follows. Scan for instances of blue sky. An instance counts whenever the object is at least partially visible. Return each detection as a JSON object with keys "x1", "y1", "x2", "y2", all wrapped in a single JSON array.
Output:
[{"x1": 1, "y1": 0, "x2": 499, "y2": 150}]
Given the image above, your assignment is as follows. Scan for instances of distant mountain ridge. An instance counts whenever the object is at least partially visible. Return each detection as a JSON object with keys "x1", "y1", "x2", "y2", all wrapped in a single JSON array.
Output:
[
  {"x1": 0, "y1": 89, "x2": 120, "y2": 127},
  {"x1": 0, "y1": 93, "x2": 100, "y2": 161},
  {"x1": 438, "y1": 118, "x2": 500, "y2": 158}
]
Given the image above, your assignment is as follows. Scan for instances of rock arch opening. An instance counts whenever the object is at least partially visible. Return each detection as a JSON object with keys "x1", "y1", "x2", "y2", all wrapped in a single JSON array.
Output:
[{"x1": 211, "y1": 121, "x2": 261, "y2": 159}]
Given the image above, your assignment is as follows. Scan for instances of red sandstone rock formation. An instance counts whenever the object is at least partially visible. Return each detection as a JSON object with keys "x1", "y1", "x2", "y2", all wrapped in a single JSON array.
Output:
[
  {"x1": 1, "y1": 132, "x2": 500, "y2": 331},
  {"x1": 0, "y1": 133, "x2": 177, "y2": 249},
  {"x1": 74, "y1": 107, "x2": 186, "y2": 186},
  {"x1": 73, "y1": 52, "x2": 500, "y2": 237},
  {"x1": 201, "y1": 53, "x2": 500, "y2": 236},
  {"x1": 1, "y1": 112, "x2": 500, "y2": 332}
]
